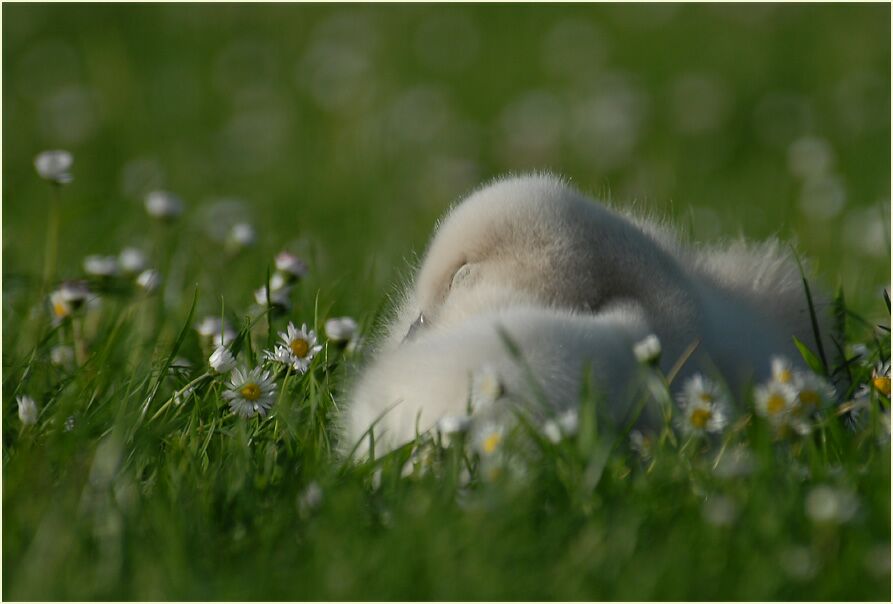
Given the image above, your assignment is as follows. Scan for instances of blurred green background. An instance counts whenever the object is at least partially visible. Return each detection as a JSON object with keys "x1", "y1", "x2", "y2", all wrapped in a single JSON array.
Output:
[{"x1": 3, "y1": 3, "x2": 890, "y2": 317}]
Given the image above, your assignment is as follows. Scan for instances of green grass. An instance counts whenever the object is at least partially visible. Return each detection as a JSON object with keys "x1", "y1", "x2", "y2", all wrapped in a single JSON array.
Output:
[{"x1": 3, "y1": 3, "x2": 890, "y2": 600}]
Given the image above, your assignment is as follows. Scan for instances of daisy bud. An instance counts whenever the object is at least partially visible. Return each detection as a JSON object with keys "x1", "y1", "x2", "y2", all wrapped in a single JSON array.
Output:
[
  {"x1": 254, "y1": 285, "x2": 292, "y2": 311},
  {"x1": 228, "y1": 222, "x2": 256, "y2": 248},
  {"x1": 118, "y1": 247, "x2": 148, "y2": 275},
  {"x1": 136, "y1": 269, "x2": 162, "y2": 293},
  {"x1": 196, "y1": 317, "x2": 224, "y2": 338},
  {"x1": 83, "y1": 254, "x2": 119, "y2": 277},
  {"x1": 298, "y1": 482, "x2": 324, "y2": 516},
  {"x1": 34, "y1": 150, "x2": 73, "y2": 184},
  {"x1": 471, "y1": 366, "x2": 503, "y2": 411},
  {"x1": 436, "y1": 415, "x2": 472, "y2": 436},
  {"x1": 209, "y1": 345, "x2": 237, "y2": 374},
  {"x1": 542, "y1": 409, "x2": 579, "y2": 443},
  {"x1": 50, "y1": 345, "x2": 75, "y2": 368},
  {"x1": 269, "y1": 272, "x2": 288, "y2": 292},
  {"x1": 170, "y1": 357, "x2": 193, "y2": 373},
  {"x1": 195, "y1": 317, "x2": 236, "y2": 346},
  {"x1": 805, "y1": 485, "x2": 859, "y2": 524},
  {"x1": 543, "y1": 421, "x2": 562, "y2": 444},
  {"x1": 145, "y1": 190, "x2": 184, "y2": 221},
  {"x1": 324, "y1": 316, "x2": 359, "y2": 344},
  {"x1": 633, "y1": 334, "x2": 661, "y2": 365},
  {"x1": 16, "y1": 395, "x2": 38, "y2": 426},
  {"x1": 274, "y1": 251, "x2": 308, "y2": 281}
]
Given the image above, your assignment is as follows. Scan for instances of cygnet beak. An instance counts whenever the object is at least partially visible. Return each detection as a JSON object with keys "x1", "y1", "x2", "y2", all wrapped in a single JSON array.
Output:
[{"x1": 403, "y1": 313, "x2": 426, "y2": 343}]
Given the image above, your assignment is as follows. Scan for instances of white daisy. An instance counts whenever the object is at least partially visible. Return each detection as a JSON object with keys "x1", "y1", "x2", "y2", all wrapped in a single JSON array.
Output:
[
  {"x1": 629, "y1": 430, "x2": 655, "y2": 461},
  {"x1": 17, "y1": 395, "x2": 38, "y2": 425},
  {"x1": 48, "y1": 281, "x2": 90, "y2": 319},
  {"x1": 792, "y1": 371, "x2": 835, "y2": 415},
  {"x1": 274, "y1": 251, "x2": 308, "y2": 281},
  {"x1": 472, "y1": 421, "x2": 505, "y2": 457},
  {"x1": 118, "y1": 247, "x2": 148, "y2": 275},
  {"x1": 770, "y1": 356, "x2": 796, "y2": 386},
  {"x1": 267, "y1": 322, "x2": 322, "y2": 373},
  {"x1": 676, "y1": 374, "x2": 730, "y2": 435},
  {"x1": 83, "y1": 254, "x2": 119, "y2": 277},
  {"x1": 263, "y1": 345, "x2": 293, "y2": 366},
  {"x1": 471, "y1": 365, "x2": 503, "y2": 411},
  {"x1": 136, "y1": 269, "x2": 162, "y2": 293},
  {"x1": 209, "y1": 345, "x2": 236, "y2": 374},
  {"x1": 633, "y1": 334, "x2": 661, "y2": 365},
  {"x1": 49, "y1": 290, "x2": 73, "y2": 320},
  {"x1": 872, "y1": 359, "x2": 891, "y2": 397},
  {"x1": 59, "y1": 280, "x2": 91, "y2": 303},
  {"x1": 754, "y1": 379, "x2": 798, "y2": 426},
  {"x1": 144, "y1": 190, "x2": 184, "y2": 220},
  {"x1": 324, "y1": 316, "x2": 359, "y2": 344},
  {"x1": 34, "y1": 150, "x2": 73, "y2": 184},
  {"x1": 223, "y1": 367, "x2": 277, "y2": 418}
]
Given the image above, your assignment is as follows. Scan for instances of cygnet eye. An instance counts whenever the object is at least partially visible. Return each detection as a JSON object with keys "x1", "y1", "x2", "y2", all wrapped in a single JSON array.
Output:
[
  {"x1": 403, "y1": 313, "x2": 426, "y2": 342},
  {"x1": 450, "y1": 263, "x2": 472, "y2": 290}
]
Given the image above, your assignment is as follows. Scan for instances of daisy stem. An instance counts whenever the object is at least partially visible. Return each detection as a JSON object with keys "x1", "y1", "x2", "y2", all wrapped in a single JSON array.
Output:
[
  {"x1": 276, "y1": 365, "x2": 293, "y2": 410},
  {"x1": 149, "y1": 372, "x2": 212, "y2": 423},
  {"x1": 42, "y1": 185, "x2": 61, "y2": 289},
  {"x1": 73, "y1": 316, "x2": 87, "y2": 366}
]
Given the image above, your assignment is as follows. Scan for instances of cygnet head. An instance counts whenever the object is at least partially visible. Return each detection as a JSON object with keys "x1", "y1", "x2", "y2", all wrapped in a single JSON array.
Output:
[{"x1": 393, "y1": 173, "x2": 694, "y2": 345}]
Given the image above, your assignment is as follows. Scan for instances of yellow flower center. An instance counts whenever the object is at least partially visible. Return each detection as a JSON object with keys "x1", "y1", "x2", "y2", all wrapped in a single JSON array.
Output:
[
  {"x1": 482, "y1": 432, "x2": 502, "y2": 454},
  {"x1": 798, "y1": 390, "x2": 820, "y2": 409},
  {"x1": 699, "y1": 392, "x2": 714, "y2": 403},
  {"x1": 53, "y1": 301, "x2": 70, "y2": 318},
  {"x1": 873, "y1": 376, "x2": 891, "y2": 396},
  {"x1": 479, "y1": 376, "x2": 503, "y2": 400},
  {"x1": 690, "y1": 408, "x2": 712, "y2": 429},
  {"x1": 778, "y1": 369, "x2": 793, "y2": 384},
  {"x1": 766, "y1": 393, "x2": 786, "y2": 415},
  {"x1": 290, "y1": 338, "x2": 309, "y2": 358},
  {"x1": 240, "y1": 383, "x2": 261, "y2": 400}
]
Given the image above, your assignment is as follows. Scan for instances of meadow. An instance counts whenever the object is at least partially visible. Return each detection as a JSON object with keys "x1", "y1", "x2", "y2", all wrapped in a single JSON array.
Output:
[{"x1": 3, "y1": 3, "x2": 891, "y2": 600}]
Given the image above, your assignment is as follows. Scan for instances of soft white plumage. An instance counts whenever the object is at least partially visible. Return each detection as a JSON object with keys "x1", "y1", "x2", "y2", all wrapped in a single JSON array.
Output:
[{"x1": 341, "y1": 173, "x2": 830, "y2": 458}]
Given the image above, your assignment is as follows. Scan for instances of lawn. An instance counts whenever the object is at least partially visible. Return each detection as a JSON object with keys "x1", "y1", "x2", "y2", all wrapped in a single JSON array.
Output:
[{"x1": 2, "y1": 3, "x2": 890, "y2": 600}]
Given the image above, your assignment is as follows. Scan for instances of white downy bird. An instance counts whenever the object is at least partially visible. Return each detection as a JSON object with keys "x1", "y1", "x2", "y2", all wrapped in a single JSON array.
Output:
[{"x1": 341, "y1": 173, "x2": 831, "y2": 458}]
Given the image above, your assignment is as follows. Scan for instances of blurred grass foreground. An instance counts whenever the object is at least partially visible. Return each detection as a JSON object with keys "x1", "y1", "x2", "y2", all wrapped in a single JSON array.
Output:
[{"x1": 3, "y1": 3, "x2": 891, "y2": 600}]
